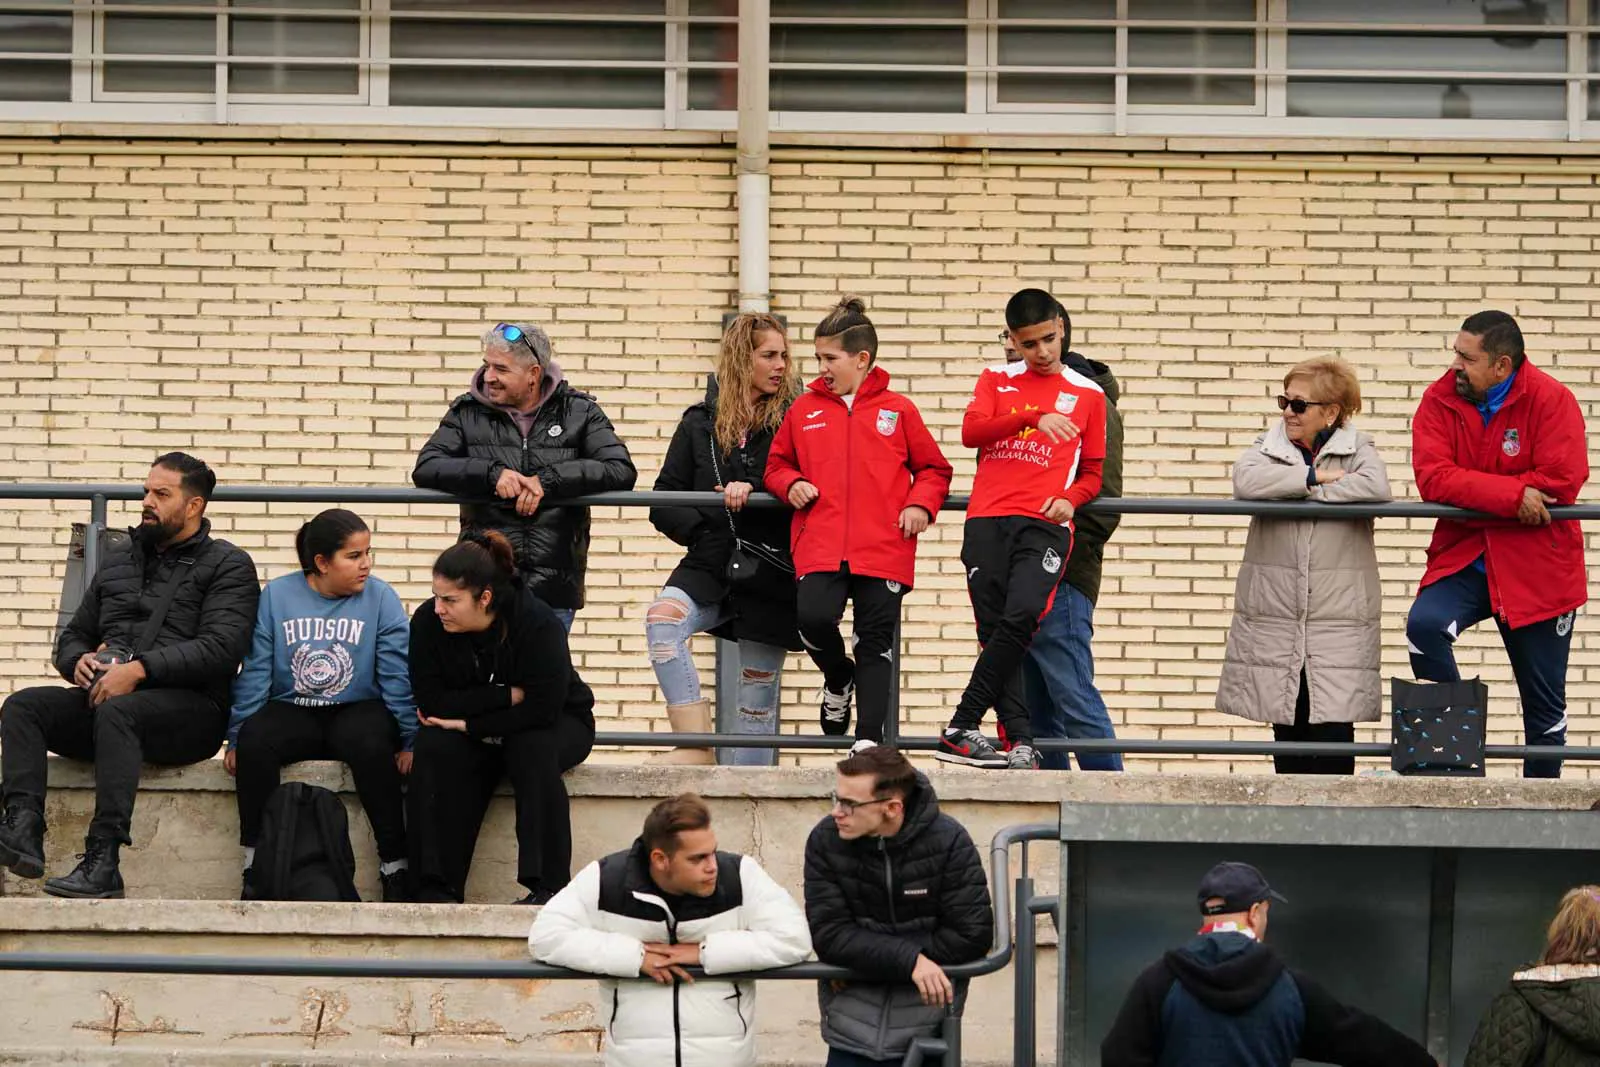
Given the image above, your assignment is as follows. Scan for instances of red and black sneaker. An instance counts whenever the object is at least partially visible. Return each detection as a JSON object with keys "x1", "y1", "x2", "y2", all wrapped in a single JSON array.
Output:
[{"x1": 934, "y1": 728, "x2": 1008, "y2": 769}]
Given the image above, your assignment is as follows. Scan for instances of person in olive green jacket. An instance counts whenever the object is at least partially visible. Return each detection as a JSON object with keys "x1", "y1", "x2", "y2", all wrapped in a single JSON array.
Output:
[{"x1": 1466, "y1": 886, "x2": 1600, "y2": 1067}]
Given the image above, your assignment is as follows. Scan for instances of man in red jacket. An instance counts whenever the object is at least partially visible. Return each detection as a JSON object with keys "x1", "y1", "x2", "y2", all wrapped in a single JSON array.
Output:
[
  {"x1": 936, "y1": 289, "x2": 1107, "y2": 771},
  {"x1": 1407, "y1": 310, "x2": 1588, "y2": 778}
]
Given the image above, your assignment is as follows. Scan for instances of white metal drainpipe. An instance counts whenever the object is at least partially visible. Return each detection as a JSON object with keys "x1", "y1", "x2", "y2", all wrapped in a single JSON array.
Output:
[{"x1": 736, "y1": 0, "x2": 771, "y2": 314}]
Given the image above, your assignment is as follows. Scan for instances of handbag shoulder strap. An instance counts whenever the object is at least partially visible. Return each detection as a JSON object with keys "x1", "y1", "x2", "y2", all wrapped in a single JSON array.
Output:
[
  {"x1": 706, "y1": 430, "x2": 741, "y2": 543},
  {"x1": 136, "y1": 550, "x2": 198, "y2": 653}
]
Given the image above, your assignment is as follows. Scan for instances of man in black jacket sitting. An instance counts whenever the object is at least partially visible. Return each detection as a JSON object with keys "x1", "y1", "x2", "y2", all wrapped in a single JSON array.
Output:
[
  {"x1": 804, "y1": 746, "x2": 993, "y2": 1066},
  {"x1": 412, "y1": 321, "x2": 636, "y2": 629},
  {"x1": 0, "y1": 452, "x2": 260, "y2": 898},
  {"x1": 1102, "y1": 861, "x2": 1437, "y2": 1067}
]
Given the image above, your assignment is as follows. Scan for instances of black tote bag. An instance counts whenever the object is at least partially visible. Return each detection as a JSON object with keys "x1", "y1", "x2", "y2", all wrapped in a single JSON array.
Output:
[{"x1": 1390, "y1": 677, "x2": 1488, "y2": 777}]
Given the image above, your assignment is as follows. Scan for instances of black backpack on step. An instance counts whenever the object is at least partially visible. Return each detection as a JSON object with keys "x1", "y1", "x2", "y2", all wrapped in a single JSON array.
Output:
[{"x1": 250, "y1": 782, "x2": 360, "y2": 902}]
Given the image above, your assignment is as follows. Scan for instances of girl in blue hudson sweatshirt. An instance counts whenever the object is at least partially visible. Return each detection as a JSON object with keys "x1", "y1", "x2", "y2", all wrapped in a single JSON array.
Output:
[{"x1": 226, "y1": 509, "x2": 417, "y2": 902}]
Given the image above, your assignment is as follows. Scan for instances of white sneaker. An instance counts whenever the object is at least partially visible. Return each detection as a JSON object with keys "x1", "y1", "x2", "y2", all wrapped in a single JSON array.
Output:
[{"x1": 848, "y1": 738, "x2": 878, "y2": 756}]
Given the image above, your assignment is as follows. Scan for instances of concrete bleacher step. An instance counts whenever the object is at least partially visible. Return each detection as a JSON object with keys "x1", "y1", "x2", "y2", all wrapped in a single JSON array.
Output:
[{"x1": 4, "y1": 763, "x2": 1593, "y2": 1064}]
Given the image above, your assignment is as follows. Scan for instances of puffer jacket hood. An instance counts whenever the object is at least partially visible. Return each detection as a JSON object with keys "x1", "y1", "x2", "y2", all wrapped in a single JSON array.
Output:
[
  {"x1": 469, "y1": 361, "x2": 565, "y2": 426},
  {"x1": 1165, "y1": 933, "x2": 1287, "y2": 1014},
  {"x1": 1516, "y1": 966, "x2": 1600, "y2": 1052}
]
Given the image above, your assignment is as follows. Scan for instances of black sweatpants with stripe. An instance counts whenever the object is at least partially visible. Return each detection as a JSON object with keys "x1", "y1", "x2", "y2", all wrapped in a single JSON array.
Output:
[{"x1": 949, "y1": 515, "x2": 1072, "y2": 746}]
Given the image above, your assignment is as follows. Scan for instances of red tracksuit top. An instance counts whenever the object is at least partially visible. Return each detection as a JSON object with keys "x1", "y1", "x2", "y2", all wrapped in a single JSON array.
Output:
[
  {"x1": 1412, "y1": 360, "x2": 1588, "y2": 629},
  {"x1": 764, "y1": 367, "x2": 953, "y2": 587},
  {"x1": 962, "y1": 361, "x2": 1108, "y2": 522}
]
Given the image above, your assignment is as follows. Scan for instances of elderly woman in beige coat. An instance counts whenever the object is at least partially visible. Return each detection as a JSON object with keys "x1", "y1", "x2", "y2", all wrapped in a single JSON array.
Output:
[{"x1": 1216, "y1": 357, "x2": 1391, "y2": 775}]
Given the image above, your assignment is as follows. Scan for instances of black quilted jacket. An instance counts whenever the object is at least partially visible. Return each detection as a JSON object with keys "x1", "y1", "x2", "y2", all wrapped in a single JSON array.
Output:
[
  {"x1": 1466, "y1": 968, "x2": 1600, "y2": 1067},
  {"x1": 55, "y1": 520, "x2": 260, "y2": 710},
  {"x1": 412, "y1": 377, "x2": 636, "y2": 610},
  {"x1": 803, "y1": 771, "x2": 992, "y2": 1058}
]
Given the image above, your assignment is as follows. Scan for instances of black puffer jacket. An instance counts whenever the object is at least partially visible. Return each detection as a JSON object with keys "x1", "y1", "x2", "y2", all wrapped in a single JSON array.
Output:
[
  {"x1": 649, "y1": 376, "x2": 800, "y2": 651},
  {"x1": 803, "y1": 771, "x2": 992, "y2": 1059},
  {"x1": 55, "y1": 520, "x2": 260, "y2": 710},
  {"x1": 413, "y1": 371, "x2": 636, "y2": 611}
]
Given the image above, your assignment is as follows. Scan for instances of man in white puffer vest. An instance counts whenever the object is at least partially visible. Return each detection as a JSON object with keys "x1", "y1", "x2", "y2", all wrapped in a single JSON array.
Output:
[{"x1": 528, "y1": 792, "x2": 813, "y2": 1067}]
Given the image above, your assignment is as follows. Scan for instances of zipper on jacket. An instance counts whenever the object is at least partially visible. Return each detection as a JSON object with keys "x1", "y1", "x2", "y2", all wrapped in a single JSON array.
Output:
[
  {"x1": 879, "y1": 838, "x2": 897, "y2": 925},
  {"x1": 842, "y1": 400, "x2": 854, "y2": 568},
  {"x1": 521, "y1": 433, "x2": 530, "y2": 476},
  {"x1": 668, "y1": 915, "x2": 683, "y2": 1067}
]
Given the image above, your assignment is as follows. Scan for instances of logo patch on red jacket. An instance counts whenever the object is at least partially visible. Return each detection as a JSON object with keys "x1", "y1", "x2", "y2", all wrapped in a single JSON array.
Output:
[
  {"x1": 876, "y1": 410, "x2": 899, "y2": 436},
  {"x1": 1502, "y1": 428, "x2": 1520, "y2": 457}
]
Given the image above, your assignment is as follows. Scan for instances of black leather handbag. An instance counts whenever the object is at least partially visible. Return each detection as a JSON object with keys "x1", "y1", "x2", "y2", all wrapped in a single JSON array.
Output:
[{"x1": 709, "y1": 432, "x2": 793, "y2": 584}]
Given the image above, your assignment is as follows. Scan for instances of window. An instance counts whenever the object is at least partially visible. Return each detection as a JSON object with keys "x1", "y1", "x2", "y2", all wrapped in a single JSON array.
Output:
[
  {"x1": 389, "y1": 0, "x2": 668, "y2": 109},
  {"x1": 4, "y1": 1, "x2": 1600, "y2": 140},
  {"x1": 98, "y1": 0, "x2": 363, "y2": 99},
  {"x1": 0, "y1": 1, "x2": 70, "y2": 102},
  {"x1": 1287, "y1": 0, "x2": 1568, "y2": 121}
]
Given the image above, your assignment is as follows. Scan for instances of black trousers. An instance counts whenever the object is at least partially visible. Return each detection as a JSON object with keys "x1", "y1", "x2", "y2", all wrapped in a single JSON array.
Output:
[
  {"x1": 234, "y1": 699, "x2": 405, "y2": 861},
  {"x1": 0, "y1": 684, "x2": 225, "y2": 845},
  {"x1": 1272, "y1": 672, "x2": 1355, "y2": 776},
  {"x1": 795, "y1": 566, "x2": 906, "y2": 744},
  {"x1": 951, "y1": 516, "x2": 1073, "y2": 746},
  {"x1": 405, "y1": 715, "x2": 593, "y2": 902}
]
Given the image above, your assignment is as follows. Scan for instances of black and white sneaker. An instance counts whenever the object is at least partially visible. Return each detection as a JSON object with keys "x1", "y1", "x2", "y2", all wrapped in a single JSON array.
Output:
[
  {"x1": 819, "y1": 682, "x2": 854, "y2": 736},
  {"x1": 1007, "y1": 744, "x2": 1041, "y2": 770},
  {"x1": 935, "y1": 728, "x2": 1008, "y2": 768},
  {"x1": 848, "y1": 738, "x2": 878, "y2": 757}
]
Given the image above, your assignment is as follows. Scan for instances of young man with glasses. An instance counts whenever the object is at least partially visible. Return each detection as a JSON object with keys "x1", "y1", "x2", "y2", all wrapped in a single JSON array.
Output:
[
  {"x1": 413, "y1": 321, "x2": 637, "y2": 631},
  {"x1": 804, "y1": 746, "x2": 992, "y2": 1066}
]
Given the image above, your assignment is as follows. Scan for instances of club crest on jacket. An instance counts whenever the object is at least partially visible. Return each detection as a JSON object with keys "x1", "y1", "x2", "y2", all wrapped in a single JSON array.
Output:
[
  {"x1": 877, "y1": 410, "x2": 899, "y2": 436},
  {"x1": 1502, "y1": 428, "x2": 1519, "y2": 457}
]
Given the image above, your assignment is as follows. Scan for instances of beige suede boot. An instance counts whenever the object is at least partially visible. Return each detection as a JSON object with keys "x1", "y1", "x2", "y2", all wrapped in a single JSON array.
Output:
[{"x1": 646, "y1": 699, "x2": 716, "y2": 765}]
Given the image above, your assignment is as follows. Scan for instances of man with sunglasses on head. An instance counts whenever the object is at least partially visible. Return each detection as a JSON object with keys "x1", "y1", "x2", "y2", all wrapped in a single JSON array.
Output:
[
  {"x1": 414, "y1": 321, "x2": 636, "y2": 630},
  {"x1": 1406, "y1": 310, "x2": 1588, "y2": 778},
  {"x1": 803, "y1": 746, "x2": 992, "y2": 1066}
]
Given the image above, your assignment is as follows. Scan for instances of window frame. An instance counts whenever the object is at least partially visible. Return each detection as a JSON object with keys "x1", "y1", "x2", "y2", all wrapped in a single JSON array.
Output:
[{"x1": 0, "y1": 0, "x2": 1595, "y2": 142}]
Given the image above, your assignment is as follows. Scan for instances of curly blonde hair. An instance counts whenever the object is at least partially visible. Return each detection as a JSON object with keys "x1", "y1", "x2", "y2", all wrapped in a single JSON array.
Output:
[{"x1": 713, "y1": 313, "x2": 798, "y2": 454}]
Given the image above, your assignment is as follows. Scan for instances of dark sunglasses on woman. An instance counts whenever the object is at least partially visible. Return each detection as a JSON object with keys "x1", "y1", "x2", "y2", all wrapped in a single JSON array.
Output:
[{"x1": 1276, "y1": 395, "x2": 1333, "y2": 415}]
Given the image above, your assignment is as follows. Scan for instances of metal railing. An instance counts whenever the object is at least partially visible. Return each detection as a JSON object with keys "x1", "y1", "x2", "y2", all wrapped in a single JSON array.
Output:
[
  {"x1": 7, "y1": 480, "x2": 1599, "y2": 765},
  {"x1": 0, "y1": 820, "x2": 1030, "y2": 1067}
]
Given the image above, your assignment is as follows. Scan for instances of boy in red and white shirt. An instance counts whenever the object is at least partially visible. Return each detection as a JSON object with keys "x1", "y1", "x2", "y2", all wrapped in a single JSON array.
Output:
[{"x1": 936, "y1": 289, "x2": 1107, "y2": 770}]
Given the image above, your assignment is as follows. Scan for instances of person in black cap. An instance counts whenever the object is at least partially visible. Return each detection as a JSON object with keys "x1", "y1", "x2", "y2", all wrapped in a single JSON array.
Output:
[{"x1": 1101, "y1": 861, "x2": 1436, "y2": 1067}]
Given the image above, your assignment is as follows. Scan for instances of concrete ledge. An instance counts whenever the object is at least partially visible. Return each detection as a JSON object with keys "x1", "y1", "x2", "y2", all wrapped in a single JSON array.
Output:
[
  {"x1": 0, "y1": 897, "x2": 1036, "y2": 1065},
  {"x1": 13, "y1": 759, "x2": 1597, "y2": 904}
]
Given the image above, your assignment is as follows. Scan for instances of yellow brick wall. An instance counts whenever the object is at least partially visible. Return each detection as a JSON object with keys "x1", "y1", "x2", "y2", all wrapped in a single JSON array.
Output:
[{"x1": 1, "y1": 143, "x2": 1596, "y2": 777}]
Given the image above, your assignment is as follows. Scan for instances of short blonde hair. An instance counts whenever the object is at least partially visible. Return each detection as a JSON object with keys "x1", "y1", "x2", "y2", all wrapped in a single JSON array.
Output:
[
  {"x1": 1284, "y1": 357, "x2": 1361, "y2": 427},
  {"x1": 1540, "y1": 886, "x2": 1600, "y2": 966}
]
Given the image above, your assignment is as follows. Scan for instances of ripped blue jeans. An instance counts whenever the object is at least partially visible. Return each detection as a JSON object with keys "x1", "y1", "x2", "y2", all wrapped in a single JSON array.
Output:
[{"x1": 646, "y1": 586, "x2": 786, "y2": 767}]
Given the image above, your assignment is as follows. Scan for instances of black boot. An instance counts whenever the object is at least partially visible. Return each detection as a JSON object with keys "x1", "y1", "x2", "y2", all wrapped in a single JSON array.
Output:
[
  {"x1": 43, "y1": 836, "x2": 124, "y2": 899},
  {"x1": 0, "y1": 802, "x2": 46, "y2": 880},
  {"x1": 380, "y1": 867, "x2": 412, "y2": 904}
]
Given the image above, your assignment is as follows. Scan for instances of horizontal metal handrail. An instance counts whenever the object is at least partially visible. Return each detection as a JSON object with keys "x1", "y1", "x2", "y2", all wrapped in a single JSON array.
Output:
[
  {"x1": 1, "y1": 482, "x2": 1596, "y2": 521},
  {"x1": 0, "y1": 822, "x2": 1024, "y2": 982}
]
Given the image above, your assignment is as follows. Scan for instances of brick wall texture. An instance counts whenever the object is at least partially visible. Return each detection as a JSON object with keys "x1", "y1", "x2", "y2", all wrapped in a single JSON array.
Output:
[{"x1": 1, "y1": 144, "x2": 1597, "y2": 776}]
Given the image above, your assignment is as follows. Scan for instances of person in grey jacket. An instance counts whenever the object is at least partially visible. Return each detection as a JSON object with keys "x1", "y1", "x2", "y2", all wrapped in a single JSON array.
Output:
[
  {"x1": 803, "y1": 746, "x2": 993, "y2": 1066},
  {"x1": 413, "y1": 322, "x2": 636, "y2": 629},
  {"x1": 1215, "y1": 358, "x2": 1391, "y2": 775}
]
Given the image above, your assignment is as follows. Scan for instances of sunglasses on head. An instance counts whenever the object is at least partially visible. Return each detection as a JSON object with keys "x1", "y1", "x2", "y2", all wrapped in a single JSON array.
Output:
[
  {"x1": 496, "y1": 322, "x2": 541, "y2": 362},
  {"x1": 1276, "y1": 395, "x2": 1333, "y2": 415}
]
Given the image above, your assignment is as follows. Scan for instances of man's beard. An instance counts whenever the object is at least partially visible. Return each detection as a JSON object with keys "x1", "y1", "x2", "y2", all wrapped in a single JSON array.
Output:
[
  {"x1": 1453, "y1": 372, "x2": 1485, "y2": 404},
  {"x1": 135, "y1": 511, "x2": 184, "y2": 546}
]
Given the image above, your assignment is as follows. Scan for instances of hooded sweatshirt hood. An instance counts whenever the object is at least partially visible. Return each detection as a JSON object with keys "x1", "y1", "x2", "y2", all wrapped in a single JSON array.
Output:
[
  {"x1": 1514, "y1": 965, "x2": 1600, "y2": 1051},
  {"x1": 1065, "y1": 350, "x2": 1119, "y2": 405},
  {"x1": 470, "y1": 361, "x2": 565, "y2": 438},
  {"x1": 1164, "y1": 932, "x2": 1287, "y2": 1015}
]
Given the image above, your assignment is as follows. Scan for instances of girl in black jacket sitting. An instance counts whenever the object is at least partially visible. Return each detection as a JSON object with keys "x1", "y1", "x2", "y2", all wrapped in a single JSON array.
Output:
[
  {"x1": 405, "y1": 530, "x2": 595, "y2": 904},
  {"x1": 645, "y1": 313, "x2": 802, "y2": 766}
]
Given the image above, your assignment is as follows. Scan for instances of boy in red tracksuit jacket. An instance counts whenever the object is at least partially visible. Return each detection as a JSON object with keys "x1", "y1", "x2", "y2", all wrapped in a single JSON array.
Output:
[
  {"x1": 765, "y1": 297, "x2": 952, "y2": 752},
  {"x1": 1406, "y1": 310, "x2": 1588, "y2": 779},
  {"x1": 937, "y1": 289, "x2": 1107, "y2": 771}
]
